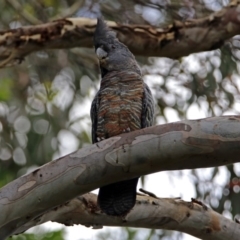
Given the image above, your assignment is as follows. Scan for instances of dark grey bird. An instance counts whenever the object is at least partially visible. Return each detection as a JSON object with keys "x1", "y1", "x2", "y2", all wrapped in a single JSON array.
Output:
[{"x1": 91, "y1": 18, "x2": 154, "y2": 216}]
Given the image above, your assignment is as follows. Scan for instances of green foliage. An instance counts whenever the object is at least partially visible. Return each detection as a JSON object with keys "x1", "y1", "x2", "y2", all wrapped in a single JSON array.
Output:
[
  {"x1": 0, "y1": 78, "x2": 13, "y2": 101},
  {"x1": 8, "y1": 230, "x2": 64, "y2": 240}
]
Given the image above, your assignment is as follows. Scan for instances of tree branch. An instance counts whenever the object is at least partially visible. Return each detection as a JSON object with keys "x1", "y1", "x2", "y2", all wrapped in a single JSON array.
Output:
[
  {"x1": 1, "y1": 0, "x2": 240, "y2": 67},
  {"x1": 12, "y1": 192, "x2": 240, "y2": 240},
  {"x1": 0, "y1": 116, "x2": 240, "y2": 239}
]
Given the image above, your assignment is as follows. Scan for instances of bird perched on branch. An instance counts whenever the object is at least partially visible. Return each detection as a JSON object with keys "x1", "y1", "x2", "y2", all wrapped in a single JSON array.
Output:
[{"x1": 91, "y1": 18, "x2": 154, "y2": 216}]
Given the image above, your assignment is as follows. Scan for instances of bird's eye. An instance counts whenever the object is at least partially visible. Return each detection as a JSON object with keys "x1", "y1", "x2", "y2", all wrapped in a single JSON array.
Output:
[{"x1": 96, "y1": 47, "x2": 108, "y2": 59}]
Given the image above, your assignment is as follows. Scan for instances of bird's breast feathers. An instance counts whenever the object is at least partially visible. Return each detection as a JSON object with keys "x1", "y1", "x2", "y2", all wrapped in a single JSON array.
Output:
[{"x1": 96, "y1": 72, "x2": 144, "y2": 140}]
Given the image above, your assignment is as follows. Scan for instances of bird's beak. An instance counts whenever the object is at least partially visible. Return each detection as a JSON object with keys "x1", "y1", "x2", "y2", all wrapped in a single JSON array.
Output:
[{"x1": 96, "y1": 47, "x2": 108, "y2": 60}]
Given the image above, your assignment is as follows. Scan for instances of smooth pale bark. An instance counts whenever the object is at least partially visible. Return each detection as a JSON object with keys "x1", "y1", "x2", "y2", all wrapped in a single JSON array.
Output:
[
  {"x1": 0, "y1": 116, "x2": 240, "y2": 239},
  {"x1": 1, "y1": 1, "x2": 240, "y2": 67},
  {"x1": 12, "y1": 193, "x2": 240, "y2": 240}
]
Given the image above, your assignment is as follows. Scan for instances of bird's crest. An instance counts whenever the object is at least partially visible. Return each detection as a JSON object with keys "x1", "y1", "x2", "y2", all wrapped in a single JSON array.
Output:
[
  {"x1": 93, "y1": 17, "x2": 141, "y2": 77},
  {"x1": 94, "y1": 18, "x2": 116, "y2": 48}
]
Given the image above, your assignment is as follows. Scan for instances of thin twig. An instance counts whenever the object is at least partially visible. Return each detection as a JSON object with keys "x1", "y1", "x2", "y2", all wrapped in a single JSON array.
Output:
[
  {"x1": 5, "y1": 0, "x2": 42, "y2": 24},
  {"x1": 51, "y1": 0, "x2": 85, "y2": 20}
]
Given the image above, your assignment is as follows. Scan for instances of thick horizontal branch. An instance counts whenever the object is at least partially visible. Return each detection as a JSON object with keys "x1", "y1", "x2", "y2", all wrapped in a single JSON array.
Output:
[
  {"x1": 13, "y1": 192, "x2": 240, "y2": 240},
  {"x1": 1, "y1": 1, "x2": 240, "y2": 67},
  {"x1": 1, "y1": 116, "x2": 240, "y2": 239}
]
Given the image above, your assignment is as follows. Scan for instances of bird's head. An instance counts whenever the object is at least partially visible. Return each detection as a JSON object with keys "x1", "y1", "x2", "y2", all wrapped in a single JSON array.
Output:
[{"x1": 93, "y1": 18, "x2": 141, "y2": 77}]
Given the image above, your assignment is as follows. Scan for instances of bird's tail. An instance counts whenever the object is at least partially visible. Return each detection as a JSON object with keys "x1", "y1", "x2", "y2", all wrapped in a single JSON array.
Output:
[{"x1": 98, "y1": 178, "x2": 139, "y2": 216}]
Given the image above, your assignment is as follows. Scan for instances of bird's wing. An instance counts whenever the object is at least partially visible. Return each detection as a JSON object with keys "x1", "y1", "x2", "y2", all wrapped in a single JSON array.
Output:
[
  {"x1": 90, "y1": 90, "x2": 100, "y2": 144},
  {"x1": 141, "y1": 83, "x2": 154, "y2": 128}
]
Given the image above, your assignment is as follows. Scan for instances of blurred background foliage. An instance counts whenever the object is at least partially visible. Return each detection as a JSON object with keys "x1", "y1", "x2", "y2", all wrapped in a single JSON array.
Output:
[{"x1": 1, "y1": 0, "x2": 240, "y2": 239}]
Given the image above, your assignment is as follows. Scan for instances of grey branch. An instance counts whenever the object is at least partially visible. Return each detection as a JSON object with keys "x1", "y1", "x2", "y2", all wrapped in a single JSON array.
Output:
[
  {"x1": 12, "y1": 193, "x2": 240, "y2": 240},
  {"x1": 0, "y1": 116, "x2": 240, "y2": 239},
  {"x1": 1, "y1": 0, "x2": 240, "y2": 67}
]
